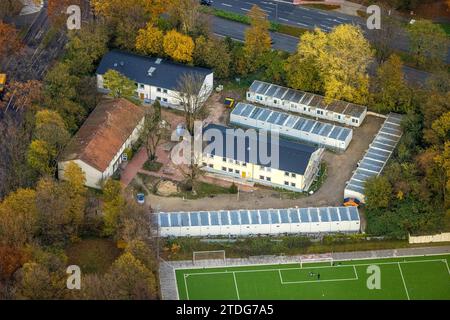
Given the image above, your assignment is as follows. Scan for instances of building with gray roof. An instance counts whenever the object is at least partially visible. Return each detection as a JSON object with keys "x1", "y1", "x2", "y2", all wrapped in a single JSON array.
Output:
[
  {"x1": 344, "y1": 113, "x2": 404, "y2": 203},
  {"x1": 230, "y1": 102, "x2": 353, "y2": 151},
  {"x1": 247, "y1": 80, "x2": 367, "y2": 127},
  {"x1": 155, "y1": 206, "x2": 361, "y2": 237},
  {"x1": 96, "y1": 50, "x2": 214, "y2": 109},
  {"x1": 199, "y1": 124, "x2": 324, "y2": 192}
]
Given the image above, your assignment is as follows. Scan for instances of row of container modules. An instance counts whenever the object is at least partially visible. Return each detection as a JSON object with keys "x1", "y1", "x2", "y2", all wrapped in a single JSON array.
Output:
[
  {"x1": 156, "y1": 207, "x2": 361, "y2": 237},
  {"x1": 344, "y1": 113, "x2": 404, "y2": 203},
  {"x1": 230, "y1": 102, "x2": 353, "y2": 151},
  {"x1": 247, "y1": 80, "x2": 367, "y2": 127}
]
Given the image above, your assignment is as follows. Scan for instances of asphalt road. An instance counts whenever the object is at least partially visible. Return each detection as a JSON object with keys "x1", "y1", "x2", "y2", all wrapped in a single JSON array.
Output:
[
  {"x1": 2, "y1": 0, "x2": 93, "y2": 111},
  {"x1": 211, "y1": 16, "x2": 430, "y2": 85},
  {"x1": 212, "y1": 16, "x2": 298, "y2": 52},
  {"x1": 211, "y1": 0, "x2": 449, "y2": 64},
  {"x1": 212, "y1": 0, "x2": 363, "y2": 32}
]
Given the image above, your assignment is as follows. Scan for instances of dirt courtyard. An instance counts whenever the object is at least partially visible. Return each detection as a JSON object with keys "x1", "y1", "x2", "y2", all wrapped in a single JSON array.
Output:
[{"x1": 148, "y1": 114, "x2": 385, "y2": 212}]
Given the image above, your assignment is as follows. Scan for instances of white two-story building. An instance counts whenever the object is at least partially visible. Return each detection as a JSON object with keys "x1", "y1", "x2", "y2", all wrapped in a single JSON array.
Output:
[
  {"x1": 96, "y1": 50, "x2": 214, "y2": 110},
  {"x1": 199, "y1": 124, "x2": 324, "y2": 192}
]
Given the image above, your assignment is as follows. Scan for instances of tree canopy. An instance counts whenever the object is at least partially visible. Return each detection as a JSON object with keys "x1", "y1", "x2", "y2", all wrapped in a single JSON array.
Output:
[{"x1": 286, "y1": 25, "x2": 372, "y2": 104}]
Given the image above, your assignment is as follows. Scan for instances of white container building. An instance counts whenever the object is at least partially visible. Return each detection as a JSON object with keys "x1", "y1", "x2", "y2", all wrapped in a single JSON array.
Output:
[
  {"x1": 344, "y1": 113, "x2": 404, "y2": 203},
  {"x1": 246, "y1": 80, "x2": 367, "y2": 127},
  {"x1": 155, "y1": 207, "x2": 361, "y2": 237},
  {"x1": 230, "y1": 102, "x2": 353, "y2": 151}
]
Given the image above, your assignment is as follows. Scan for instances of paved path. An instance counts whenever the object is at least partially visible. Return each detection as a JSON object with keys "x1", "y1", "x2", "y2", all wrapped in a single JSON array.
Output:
[{"x1": 120, "y1": 147, "x2": 148, "y2": 187}]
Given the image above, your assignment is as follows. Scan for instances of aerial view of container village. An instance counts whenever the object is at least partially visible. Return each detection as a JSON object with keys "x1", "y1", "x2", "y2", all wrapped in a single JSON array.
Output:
[{"x1": 0, "y1": 0, "x2": 449, "y2": 314}]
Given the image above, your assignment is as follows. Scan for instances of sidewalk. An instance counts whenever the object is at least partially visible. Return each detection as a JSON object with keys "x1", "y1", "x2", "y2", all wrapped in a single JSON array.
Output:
[{"x1": 120, "y1": 147, "x2": 148, "y2": 187}]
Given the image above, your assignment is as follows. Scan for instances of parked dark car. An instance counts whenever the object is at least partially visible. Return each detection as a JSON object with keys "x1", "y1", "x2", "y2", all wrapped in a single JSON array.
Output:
[{"x1": 200, "y1": 0, "x2": 213, "y2": 5}]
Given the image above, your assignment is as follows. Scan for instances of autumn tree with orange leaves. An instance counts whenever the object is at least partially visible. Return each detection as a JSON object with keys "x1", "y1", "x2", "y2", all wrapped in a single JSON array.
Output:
[
  {"x1": 92, "y1": 0, "x2": 166, "y2": 50},
  {"x1": 0, "y1": 21, "x2": 23, "y2": 62},
  {"x1": 0, "y1": 80, "x2": 43, "y2": 111},
  {"x1": 47, "y1": 0, "x2": 82, "y2": 27}
]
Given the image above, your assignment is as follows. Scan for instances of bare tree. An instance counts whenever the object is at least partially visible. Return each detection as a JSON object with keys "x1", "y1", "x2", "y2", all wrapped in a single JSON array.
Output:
[
  {"x1": 167, "y1": 0, "x2": 207, "y2": 36},
  {"x1": 366, "y1": 5, "x2": 402, "y2": 63},
  {"x1": 178, "y1": 160, "x2": 205, "y2": 193},
  {"x1": 139, "y1": 101, "x2": 170, "y2": 161},
  {"x1": 172, "y1": 72, "x2": 210, "y2": 135}
]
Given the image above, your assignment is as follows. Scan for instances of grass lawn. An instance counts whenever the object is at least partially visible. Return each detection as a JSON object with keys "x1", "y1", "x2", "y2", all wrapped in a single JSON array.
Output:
[
  {"x1": 143, "y1": 160, "x2": 163, "y2": 172},
  {"x1": 437, "y1": 22, "x2": 450, "y2": 36},
  {"x1": 66, "y1": 238, "x2": 121, "y2": 274},
  {"x1": 176, "y1": 254, "x2": 450, "y2": 300}
]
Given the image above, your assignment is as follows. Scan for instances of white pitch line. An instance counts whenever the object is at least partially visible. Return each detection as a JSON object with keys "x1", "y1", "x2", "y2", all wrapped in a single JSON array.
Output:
[
  {"x1": 278, "y1": 266, "x2": 357, "y2": 285},
  {"x1": 443, "y1": 259, "x2": 450, "y2": 275},
  {"x1": 222, "y1": 3, "x2": 232, "y2": 7},
  {"x1": 241, "y1": 7, "x2": 250, "y2": 12},
  {"x1": 184, "y1": 274, "x2": 190, "y2": 300},
  {"x1": 282, "y1": 277, "x2": 358, "y2": 285},
  {"x1": 278, "y1": 269, "x2": 283, "y2": 283},
  {"x1": 233, "y1": 272, "x2": 241, "y2": 300},
  {"x1": 397, "y1": 263, "x2": 410, "y2": 300},
  {"x1": 297, "y1": 22, "x2": 309, "y2": 27},
  {"x1": 279, "y1": 18, "x2": 289, "y2": 22},
  {"x1": 184, "y1": 259, "x2": 447, "y2": 277},
  {"x1": 353, "y1": 265, "x2": 358, "y2": 280}
]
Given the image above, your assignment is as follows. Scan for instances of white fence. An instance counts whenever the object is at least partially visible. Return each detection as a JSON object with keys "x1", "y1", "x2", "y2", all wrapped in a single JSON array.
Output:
[{"x1": 409, "y1": 232, "x2": 450, "y2": 244}]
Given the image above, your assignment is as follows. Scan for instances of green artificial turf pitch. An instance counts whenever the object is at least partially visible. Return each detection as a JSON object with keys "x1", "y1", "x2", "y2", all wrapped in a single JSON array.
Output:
[{"x1": 175, "y1": 254, "x2": 450, "y2": 300}]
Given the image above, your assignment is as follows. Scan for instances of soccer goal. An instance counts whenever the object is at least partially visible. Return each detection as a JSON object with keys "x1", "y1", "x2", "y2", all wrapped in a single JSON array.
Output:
[
  {"x1": 300, "y1": 256, "x2": 333, "y2": 268},
  {"x1": 193, "y1": 250, "x2": 226, "y2": 265}
]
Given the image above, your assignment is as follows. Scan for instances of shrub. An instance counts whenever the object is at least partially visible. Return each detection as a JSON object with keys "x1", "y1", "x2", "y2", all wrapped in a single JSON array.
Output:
[
  {"x1": 143, "y1": 160, "x2": 163, "y2": 172},
  {"x1": 229, "y1": 183, "x2": 238, "y2": 194}
]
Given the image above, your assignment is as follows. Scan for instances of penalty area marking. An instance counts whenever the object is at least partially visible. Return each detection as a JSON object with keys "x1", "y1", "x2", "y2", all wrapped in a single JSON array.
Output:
[
  {"x1": 182, "y1": 258, "x2": 448, "y2": 278},
  {"x1": 233, "y1": 272, "x2": 241, "y2": 300},
  {"x1": 443, "y1": 259, "x2": 450, "y2": 275},
  {"x1": 279, "y1": 265, "x2": 359, "y2": 285},
  {"x1": 184, "y1": 274, "x2": 190, "y2": 300},
  {"x1": 397, "y1": 263, "x2": 410, "y2": 300}
]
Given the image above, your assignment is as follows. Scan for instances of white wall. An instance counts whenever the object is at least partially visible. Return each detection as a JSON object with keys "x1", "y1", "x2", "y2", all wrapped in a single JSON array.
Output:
[
  {"x1": 159, "y1": 219, "x2": 361, "y2": 237},
  {"x1": 230, "y1": 112, "x2": 353, "y2": 151},
  {"x1": 58, "y1": 159, "x2": 103, "y2": 189},
  {"x1": 98, "y1": 72, "x2": 214, "y2": 110},
  {"x1": 200, "y1": 153, "x2": 308, "y2": 192},
  {"x1": 58, "y1": 117, "x2": 144, "y2": 189},
  {"x1": 409, "y1": 233, "x2": 450, "y2": 244},
  {"x1": 247, "y1": 90, "x2": 366, "y2": 127}
]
